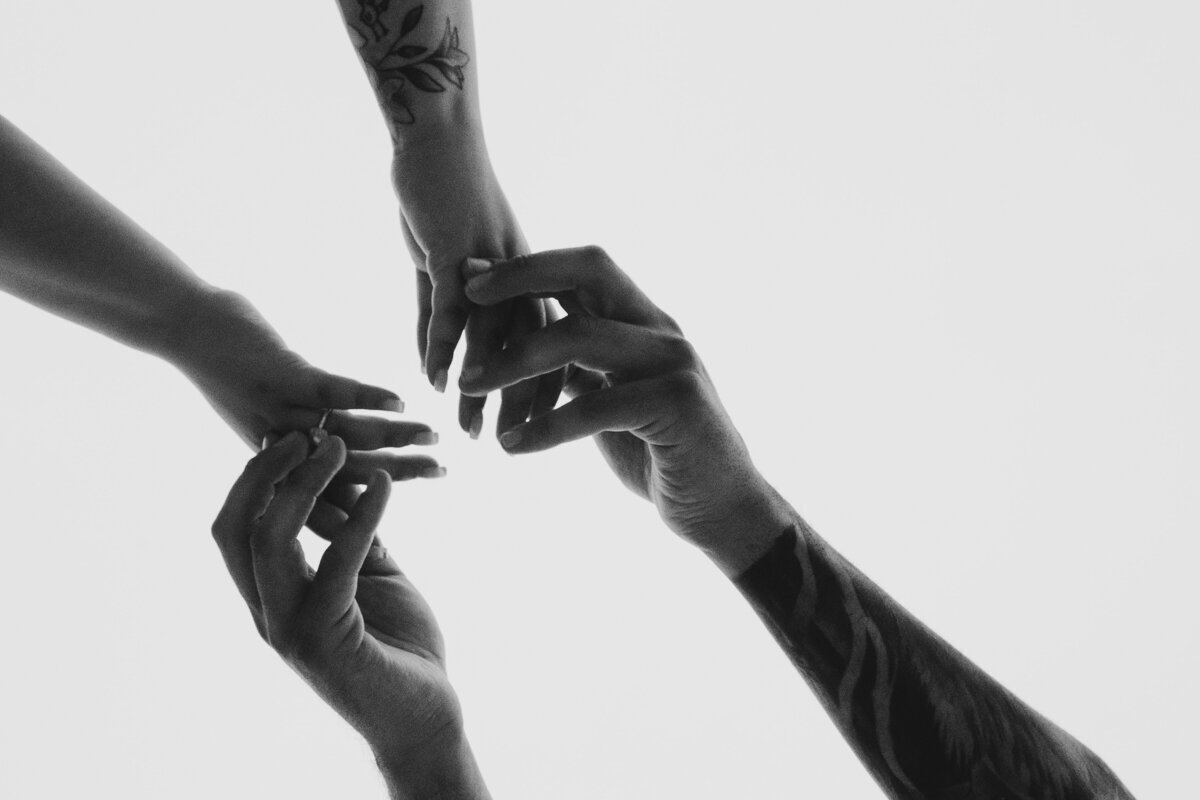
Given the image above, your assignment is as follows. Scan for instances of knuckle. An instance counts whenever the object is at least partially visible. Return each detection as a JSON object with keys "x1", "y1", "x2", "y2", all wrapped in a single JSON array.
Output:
[
  {"x1": 662, "y1": 333, "x2": 699, "y2": 368},
  {"x1": 581, "y1": 244, "x2": 611, "y2": 268}
]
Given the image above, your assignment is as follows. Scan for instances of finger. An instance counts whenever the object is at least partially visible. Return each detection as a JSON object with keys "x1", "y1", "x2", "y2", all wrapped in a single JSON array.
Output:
[
  {"x1": 459, "y1": 316, "x2": 693, "y2": 397},
  {"x1": 212, "y1": 431, "x2": 310, "y2": 615},
  {"x1": 497, "y1": 378, "x2": 669, "y2": 454},
  {"x1": 463, "y1": 247, "x2": 667, "y2": 328},
  {"x1": 415, "y1": 269, "x2": 433, "y2": 374},
  {"x1": 425, "y1": 267, "x2": 469, "y2": 393},
  {"x1": 324, "y1": 412, "x2": 437, "y2": 450},
  {"x1": 456, "y1": 302, "x2": 510, "y2": 437},
  {"x1": 340, "y1": 451, "x2": 446, "y2": 483},
  {"x1": 306, "y1": 482, "x2": 369, "y2": 540},
  {"x1": 272, "y1": 408, "x2": 437, "y2": 451},
  {"x1": 305, "y1": 368, "x2": 404, "y2": 413},
  {"x1": 251, "y1": 433, "x2": 346, "y2": 639},
  {"x1": 309, "y1": 470, "x2": 392, "y2": 620},
  {"x1": 214, "y1": 431, "x2": 309, "y2": 538},
  {"x1": 530, "y1": 367, "x2": 567, "y2": 420},
  {"x1": 494, "y1": 298, "x2": 545, "y2": 435}
]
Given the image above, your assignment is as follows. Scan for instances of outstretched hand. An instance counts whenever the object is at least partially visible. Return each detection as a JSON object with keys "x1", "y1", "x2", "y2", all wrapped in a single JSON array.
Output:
[
  {"x1": 459, "y1": 247, "x2": 782, "y2": 566},
  {"x1": 169, "y1": 287, "x2": 441, "y2": 477},
  {"x1": 211, "y1": 431, "x2": 474, "y2": 790}
]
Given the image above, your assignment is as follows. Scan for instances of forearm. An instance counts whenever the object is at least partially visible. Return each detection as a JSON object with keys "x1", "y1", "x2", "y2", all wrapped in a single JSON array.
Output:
[
  {"x1": 0, "y1": 115, "x2": 208, "y2": 358},
  {"x1": 374, "y1": 732, "x2": 493, "y2": 800},
  {"x1": 334, "y1": 0, "x2": 481, "y2": 147},
  {"x1": 716, "y1": 488, "x2": 1134, "y2": 798}
]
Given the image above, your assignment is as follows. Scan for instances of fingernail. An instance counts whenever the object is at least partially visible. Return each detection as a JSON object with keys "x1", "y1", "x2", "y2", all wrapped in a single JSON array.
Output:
[
  {"x1": 460, "y1": 365, "x2": 483, "y2": 385},
  {"x1": 265, "y1": 430, "x2": 297, "y2": 451},
  {"x1": 419, "y1": 361, "x2": 427, "y2": 375},
  {"x1": 433, "y1": 368, "x2": 448, "y2": 394},
  {"x1": 420, "y1": 466, "x2": 448, "y2": 479},
  {"x1": 499, "y1": 428, "x2": 522, "y2": 449},
  {"x1": 462, "y1": 257, "x2": 495, "y2": 276},
  {"x1": 469, "y1": 412, "x2": 482, "y2": 440},
  {"x1": 381, "y1": 396, "x2": 405, "y2": 413},
  {"x1": 410, "y1": 431, "x2": 439, "y2": 446}
]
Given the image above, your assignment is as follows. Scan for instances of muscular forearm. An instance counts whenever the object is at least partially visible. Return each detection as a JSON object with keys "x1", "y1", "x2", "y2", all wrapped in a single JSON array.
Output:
[
  {"x1": 0, "y1": 114, "x2": 208, "y2": 358},
  {"x1": 720, "y1": 488, "x2": 1134, "y2": 799},
  {"x1": 334, "y1": 0, "x2": 481, "y2": 145}
]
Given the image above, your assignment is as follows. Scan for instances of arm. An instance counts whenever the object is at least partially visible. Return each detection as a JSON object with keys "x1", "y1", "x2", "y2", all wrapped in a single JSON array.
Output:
[
  {"x1": 333, "y1": 1, "x2": 560, "y2": 438},
  {"x1": 211, "y1": 430, "x2": 491, "y2": 799},
  {"x1": 0, "y1": 114, "x2": 439, "y2": 486},
  {"x1": 0, "y1": 114, "x2": 205, "y2": 358},
  {"x1": 460, "y1": 248, "x2": 1136, "y2": 799}
]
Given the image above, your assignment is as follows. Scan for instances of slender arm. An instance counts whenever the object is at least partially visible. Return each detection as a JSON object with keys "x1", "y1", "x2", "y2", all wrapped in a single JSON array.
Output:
[
  {"x1": 0, "y1": 114, "x2": 207, "y2": 358},
  {"x1": 333, "y1": 0, "x2": 480, "y2": 145}
]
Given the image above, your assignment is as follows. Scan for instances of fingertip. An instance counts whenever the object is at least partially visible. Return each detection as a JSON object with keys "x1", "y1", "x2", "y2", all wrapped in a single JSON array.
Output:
[
  {"x1": 368, "y1": 468, "x2": 392, "y2": 494},
  {"x1": 462, "y1": 257, "x2": 495, "y2": 278},
  {"x1": 410, "y1": 430, "x2": 439, "y2": 446},
  {"x1": 499, "y1": 427, "x2": 523, "y2": 451},
  {"x1": 379, "y1": 394, "x2": 405, "y2": 414}
]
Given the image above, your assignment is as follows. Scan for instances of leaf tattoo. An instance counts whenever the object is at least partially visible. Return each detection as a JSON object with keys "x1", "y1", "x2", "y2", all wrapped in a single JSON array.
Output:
[
  {"x1": 358, "y1": 0, "x2": 392, "y2": 42},
  {"x1": 356, "y1": 4, "x2": 470, "y2": 127}
]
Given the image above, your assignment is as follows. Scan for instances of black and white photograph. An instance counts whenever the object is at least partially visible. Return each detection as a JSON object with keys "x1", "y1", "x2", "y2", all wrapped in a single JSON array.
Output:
[{"x1": 2, "y1": 2, "x2": 1194, "y2": 797}]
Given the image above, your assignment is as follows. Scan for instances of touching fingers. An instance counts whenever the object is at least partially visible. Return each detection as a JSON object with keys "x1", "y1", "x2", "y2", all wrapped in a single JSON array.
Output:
[
  {"x1": 463, "y1": 247, "x2": 666, "y2": 328},
  {"x1": 425, "y1": 268, "x2": 470, "y2": 394},
  {"x1": 456, "y1": 301, "x2": 510, "y2": 438},
  {"x1": 459, "y1": 316, "x2": 694, "y2": 397},
  {"x1": 496, "y1": 379, "x2": 665, "y2": 454}
]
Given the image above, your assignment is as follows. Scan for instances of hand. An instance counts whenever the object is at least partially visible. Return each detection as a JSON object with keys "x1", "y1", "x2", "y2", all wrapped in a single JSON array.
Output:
[
  {"x1": 168, "y1": 284, "x2": 441, "y2": 465},
  {"x1": 393, "y1": 134, "x2": 561, "y2": 437},
  {"x1": 458, "y1": 247, "x2": 787, "y2": 570},
  {"x1": 211, "y1": 431, "x2": 487, "y2": 797}
]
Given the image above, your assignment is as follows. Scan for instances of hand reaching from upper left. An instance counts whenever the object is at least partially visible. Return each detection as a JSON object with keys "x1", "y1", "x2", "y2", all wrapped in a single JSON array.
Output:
[{"x1": 167, "y1": 286, "x2": 442, "y2": 481}]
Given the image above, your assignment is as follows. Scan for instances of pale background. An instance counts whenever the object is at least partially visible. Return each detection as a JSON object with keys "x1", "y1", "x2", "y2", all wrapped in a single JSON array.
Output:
[{"x1": 1, "y1": 2, "x2": 1196, "y2": 797}]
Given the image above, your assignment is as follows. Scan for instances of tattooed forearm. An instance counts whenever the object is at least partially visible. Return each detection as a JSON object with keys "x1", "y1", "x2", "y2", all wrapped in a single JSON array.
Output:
[
  {"x1": 735, "y1": 524, "x2": 1134, "y2": 799},
  {"x1": 339, "y1": 2, "x2": 471, "y2": 131}
]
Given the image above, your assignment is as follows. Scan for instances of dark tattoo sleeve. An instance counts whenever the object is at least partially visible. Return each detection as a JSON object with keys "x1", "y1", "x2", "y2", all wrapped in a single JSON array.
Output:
[
  {"x1": 341, "y1": 2, "x2": 470, "y2": 132},
  {"x1": 734, "y1": 523, "x2": 1135, "y2": 799}
]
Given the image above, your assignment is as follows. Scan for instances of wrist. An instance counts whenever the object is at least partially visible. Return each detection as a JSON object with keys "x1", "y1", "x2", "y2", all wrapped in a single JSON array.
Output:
[
  {"x1": 148, "y1": 280, "x2": 220, "y2": 365},
  {"x1": 698, "y1": 477, "x2": 797, "y2": 579},
  {"x1": 373, "y1": 728, "x2": 491, "y2": 800}
]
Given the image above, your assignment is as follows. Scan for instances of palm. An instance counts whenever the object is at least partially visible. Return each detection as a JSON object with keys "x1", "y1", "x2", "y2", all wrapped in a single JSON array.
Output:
[
  {"x1": 333, "y1": 558, "x2": 461, "y2": 756},
  {"x1": 581, "y1": 369, "x2": 761, "y2": 552}
]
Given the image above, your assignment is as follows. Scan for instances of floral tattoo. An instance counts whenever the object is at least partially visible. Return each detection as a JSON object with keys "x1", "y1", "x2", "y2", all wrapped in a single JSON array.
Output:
[{"x1": 351, "y1": 3, "x2": 470, "y2": 127}]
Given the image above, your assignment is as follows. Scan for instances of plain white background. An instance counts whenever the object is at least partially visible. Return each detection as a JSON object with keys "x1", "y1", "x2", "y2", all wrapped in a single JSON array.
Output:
[{"x1": 1, "y1": 1, "x2": 1196, "y2": 796}]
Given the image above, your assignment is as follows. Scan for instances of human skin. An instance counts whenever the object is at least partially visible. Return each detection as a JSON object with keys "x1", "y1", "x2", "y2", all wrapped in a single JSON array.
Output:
[
  {"x1": 212, "y1": 431, "x2": 491, "y2": 800},
  {"x1": 332, "y1": 0, "x2": 562, "y2": 438},
  {"x1": 459, "y1": 247, "x2": 1137, "y2": 799},
  {"x1": 0, "y1": 114, "x2": 443, "y2": 514}
]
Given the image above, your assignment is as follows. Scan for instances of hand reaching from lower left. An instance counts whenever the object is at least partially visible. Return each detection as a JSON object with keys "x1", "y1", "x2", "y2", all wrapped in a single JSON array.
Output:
[{"x1": 212, "y1": 432, "x2": 491, "y2": 799}]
